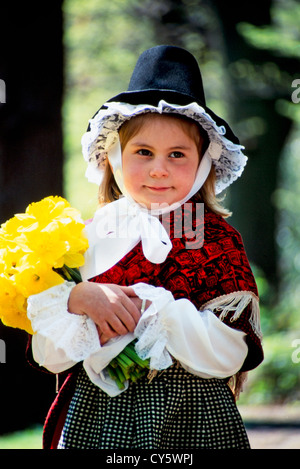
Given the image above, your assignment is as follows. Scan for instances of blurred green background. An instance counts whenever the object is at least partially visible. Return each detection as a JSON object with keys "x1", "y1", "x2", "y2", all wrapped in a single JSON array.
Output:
[
  {"x1": 0, "y1": 0, "x2": 300, "y2": 448},
  {"x1": 62, "y1": 0, "x2": 300, "y2": 405}
]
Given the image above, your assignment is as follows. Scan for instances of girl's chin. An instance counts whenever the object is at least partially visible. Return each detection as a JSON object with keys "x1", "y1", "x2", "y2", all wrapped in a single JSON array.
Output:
[
  {"x1": 134, "y1": 197, "x2": 179, "y2": 210},
  {"x1": 128, "y1": 187, "x2": 191, "y2": 209}
]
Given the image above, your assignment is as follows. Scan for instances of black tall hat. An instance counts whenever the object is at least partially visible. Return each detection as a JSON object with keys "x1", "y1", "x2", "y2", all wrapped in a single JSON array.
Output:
[{"x1": 107, "y1": 45, "x2": 239, "y2": 144}]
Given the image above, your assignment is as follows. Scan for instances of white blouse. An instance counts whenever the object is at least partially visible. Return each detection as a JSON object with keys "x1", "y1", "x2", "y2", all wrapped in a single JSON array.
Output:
[{"x1": 27, "y1": 281, "x2": 248, "y2": 397}]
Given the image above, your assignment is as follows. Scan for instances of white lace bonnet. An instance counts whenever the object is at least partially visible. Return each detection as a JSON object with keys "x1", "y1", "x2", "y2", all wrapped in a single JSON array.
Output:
[{"x1": 81, "y1": 46, "x2": 247, "y2": 195}]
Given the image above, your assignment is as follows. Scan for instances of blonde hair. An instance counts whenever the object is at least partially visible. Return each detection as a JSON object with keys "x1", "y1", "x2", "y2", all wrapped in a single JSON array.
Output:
[{"x1": 98, "y1": 112, "x2": 231, "y2": 217}]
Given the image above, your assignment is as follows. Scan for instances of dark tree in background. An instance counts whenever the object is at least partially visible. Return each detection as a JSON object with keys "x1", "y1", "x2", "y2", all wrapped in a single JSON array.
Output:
[
  {"x1": 0, "y1": 4, "x2": 64, "y2": 221},
  {"x1": 212, "y1": 1, "x2": 294, "y2": 288},
  {"x1": 0, "y1": 2, "x2": 64, "y2": 433}
]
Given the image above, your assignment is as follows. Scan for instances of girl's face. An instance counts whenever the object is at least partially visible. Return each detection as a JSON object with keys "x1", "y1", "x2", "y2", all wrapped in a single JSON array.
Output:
[{"x1": 121, "y1": 114, "x2": 202, "y2": 209}]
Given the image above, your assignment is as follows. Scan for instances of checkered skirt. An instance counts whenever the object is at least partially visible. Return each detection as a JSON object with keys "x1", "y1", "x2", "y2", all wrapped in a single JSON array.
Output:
[{"x1": 57, "y1": 364, "x2": 250, "y2": 449}]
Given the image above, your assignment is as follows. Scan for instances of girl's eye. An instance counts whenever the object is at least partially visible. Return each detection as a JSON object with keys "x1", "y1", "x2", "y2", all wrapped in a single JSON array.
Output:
[
  {"x1": 170, "y1": 151, "x2": 184, "y2": 159},
  {"x1": 137, "y1": 149, "x2": 152, "y2": 156}
]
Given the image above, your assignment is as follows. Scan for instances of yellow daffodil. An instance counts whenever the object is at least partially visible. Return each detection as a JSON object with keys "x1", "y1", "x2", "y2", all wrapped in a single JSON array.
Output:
[
  {"x1": 0, "y1": 245, "x2": 30, "y2": 276},
  {"x1": 17, "y1": 224, "x2": 69, "y2": 269},
  {"x1": 0, "y1": 273, "x2": 32, "y2": 334},
  {"x1": 0, "y1": 214, "x2": 36, "y2": 240},
  {"x1": 0, "y1": 196, "x2": 88, "y2": 334},
  {"x1": 14, "y1": 259, "x2": 64, "y2": 298}
]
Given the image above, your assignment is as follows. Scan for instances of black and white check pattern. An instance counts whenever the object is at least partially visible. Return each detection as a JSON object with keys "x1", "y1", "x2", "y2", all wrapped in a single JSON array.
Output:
[{"x1": 57, "y1": 364, "x2": 250, "y2": 449}]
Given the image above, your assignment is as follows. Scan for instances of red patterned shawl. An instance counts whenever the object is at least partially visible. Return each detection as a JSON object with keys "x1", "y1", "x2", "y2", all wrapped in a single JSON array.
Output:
[{"x1": 90, "y1": 199, "x2": 263, "y2": 373}]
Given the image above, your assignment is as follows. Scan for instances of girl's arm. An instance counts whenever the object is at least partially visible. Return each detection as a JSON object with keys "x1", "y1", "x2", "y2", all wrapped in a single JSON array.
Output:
[
  {"x1": 68, "y1": 282, "x2": 141, "y2": 344},
  {"x1": 27, "y1": 281, "x2": 143, "y2": 373}
]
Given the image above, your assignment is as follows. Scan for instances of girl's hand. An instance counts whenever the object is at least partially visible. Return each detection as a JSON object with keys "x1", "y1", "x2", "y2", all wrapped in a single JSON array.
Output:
[
  {"x1": 68, "y1": 282, "x2": 143, "y2": 345},
  {"x1": 98, "y1": 296, "x2": 152, "y2": 345}
]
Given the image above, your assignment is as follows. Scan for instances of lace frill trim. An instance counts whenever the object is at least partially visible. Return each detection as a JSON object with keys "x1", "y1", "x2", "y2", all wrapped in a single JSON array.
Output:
[
  {"x1": 81, "y1": 100, "x2": 247, "y2": 194},
  {"x1": 27, "y1": 281, "x2": 100, "y2": 363},
  {"x1": 133, "y1": 283, "x2": 174, "y2": 371}
]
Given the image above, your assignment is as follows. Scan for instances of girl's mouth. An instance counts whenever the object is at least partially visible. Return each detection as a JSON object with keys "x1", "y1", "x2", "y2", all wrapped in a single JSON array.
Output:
[{"x1": 146, "y1": 186, "x2": 171, "y2": 192}]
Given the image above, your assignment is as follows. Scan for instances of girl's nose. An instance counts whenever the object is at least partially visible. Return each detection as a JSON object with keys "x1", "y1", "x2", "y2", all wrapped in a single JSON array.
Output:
[{"x1": 149, "y1": 159, "x2": 169, "y2": 178}]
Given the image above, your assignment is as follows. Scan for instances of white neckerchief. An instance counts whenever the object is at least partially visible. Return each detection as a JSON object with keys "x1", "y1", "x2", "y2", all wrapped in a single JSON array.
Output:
[{"x1": 80, "y1": 141, "x2": 212, "y2": 281}]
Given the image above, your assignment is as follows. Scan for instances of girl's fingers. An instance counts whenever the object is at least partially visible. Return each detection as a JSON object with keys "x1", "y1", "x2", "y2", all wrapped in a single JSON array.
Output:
[
  {"x1": 108, "y1": 299, "x2": 140, "y2": 334},
  {"x1": 69, "y1": 282, "x2": 145, "y2": 340},
  {"x1": 97, "y1": 328, "x2": 117, "y2": 346},
  {"x1": 118, "y1": 286, "x2": 138, "y2": 297},
  {"x1": 119, "y1": 292, "x2": 141, "y2": 323}
]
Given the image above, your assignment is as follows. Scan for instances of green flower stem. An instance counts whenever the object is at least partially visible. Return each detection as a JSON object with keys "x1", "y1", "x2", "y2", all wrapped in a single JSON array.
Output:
[
  {"x1": 54, "y1": 265, "x2": 83, "y2": 284},
  {"x1": 116, "y1": 354, "x2": 135, "y2": 371},
  {"x1": 109, "y1": 359, "x2": 119, "y2": 368},
  {"x1": 118, "y1": 364, "x2": 131, "y2": 380},
  {"x1": 130, "y1": 369, "x2": 148, "y2": 382},
  {"x1": 122, "y1": 344, "x2": 149, "y2": 368},
  {"x1": 107, "y1": 366, "x2": 125, "y2": 390},
  {"x1": 106, "y1": 340, "x2": 150, "y2": 389},
  {"x1": 59, "y1": 266, "x2": 72, "y2": 281},
  {"x1": 115, "y1": 365, "x2": 127, "y2": 384},
  {"x1": 64, "y1": 265, "x2": 83, "y2": 283}
]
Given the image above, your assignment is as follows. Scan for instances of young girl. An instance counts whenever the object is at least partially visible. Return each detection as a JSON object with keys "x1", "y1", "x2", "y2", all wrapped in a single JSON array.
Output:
[{"x1": 27, "y1": 45, "x2": 263, "y2": 449}]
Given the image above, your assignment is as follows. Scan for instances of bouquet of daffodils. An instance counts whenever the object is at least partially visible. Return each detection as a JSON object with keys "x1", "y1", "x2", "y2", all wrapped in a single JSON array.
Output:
[
  {"x1": 0, "y1": 196, "x2": 149, "y2": 388},
  {"x1": 0, "y1": 196, "x2": 88, "y2": 334}
]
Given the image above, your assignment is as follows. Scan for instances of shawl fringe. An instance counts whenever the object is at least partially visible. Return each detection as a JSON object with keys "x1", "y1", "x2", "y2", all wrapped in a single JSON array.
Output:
[
  {"x1": 202, "y1": 291, "x2": 262, "y2": 340},
  {"x1": 203, "y1": 291, "x2": 262, "y2": 400}
]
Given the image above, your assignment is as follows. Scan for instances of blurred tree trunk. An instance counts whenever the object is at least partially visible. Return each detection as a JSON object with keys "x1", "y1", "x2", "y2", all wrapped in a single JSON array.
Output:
[
  {"x1": 0, "y1": 3, "x2": 64, "y2": 221},
  {"x1": 212, "y1": 0, "x2": 293, "y2": 289},
  {"x1": 0, "y1": 2, "x2": 64, "y2": 433}
]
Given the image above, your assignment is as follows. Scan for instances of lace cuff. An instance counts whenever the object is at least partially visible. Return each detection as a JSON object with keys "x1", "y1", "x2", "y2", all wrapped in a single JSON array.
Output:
[
  {"x1": 82, "y1": 283, "x2": 174, "y2": 397},
  {"x1": 132, "y1": 283, "x2": 174, "y2": 370},
  {"x1": 132, "y1": 283, "x2": 248, "y2": 379},
  {"x1": 27, "y1": 281, "x2": 100, "y2": 372}
]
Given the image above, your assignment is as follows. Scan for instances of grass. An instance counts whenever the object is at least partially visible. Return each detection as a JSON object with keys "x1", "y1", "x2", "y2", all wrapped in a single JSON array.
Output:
[{"x1": 0, "y1": 426, "x2": 43, "y2": 449}]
